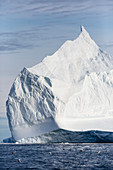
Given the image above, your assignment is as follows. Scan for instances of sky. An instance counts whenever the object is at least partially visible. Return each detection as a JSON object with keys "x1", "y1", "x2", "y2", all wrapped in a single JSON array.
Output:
[{"x1": 0, "y1": 0, "x2": 113, "y2": 141}]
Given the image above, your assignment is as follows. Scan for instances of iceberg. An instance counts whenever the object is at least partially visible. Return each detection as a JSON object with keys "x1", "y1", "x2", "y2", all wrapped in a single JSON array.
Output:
[{"x1": 6, "y1": 26, "x2": 113, "y2": 142}]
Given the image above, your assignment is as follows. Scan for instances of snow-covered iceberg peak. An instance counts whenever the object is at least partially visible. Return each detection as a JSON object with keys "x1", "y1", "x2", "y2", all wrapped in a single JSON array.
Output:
[
  {"x1": 80, "y1": 25, "x2": 90, "y2": 37},
  {"x1": 6, "y1": 26, "x2": 113, "y2": 141},
  {"x1": 77, "y1": 25, "x2": 98, "y2": 49}
]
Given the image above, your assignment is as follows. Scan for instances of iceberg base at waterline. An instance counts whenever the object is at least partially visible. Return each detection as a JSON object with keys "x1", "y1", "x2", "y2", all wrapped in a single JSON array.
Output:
[
  {"x1": 10, "y1": 117, "x2": 59, "y2": 141},
  {"x1": 6, "y1": 26, "x2": 113, "y2": 143},
  {"x1": 3, "y1": 129, "x2": 113, "y2": 144}
]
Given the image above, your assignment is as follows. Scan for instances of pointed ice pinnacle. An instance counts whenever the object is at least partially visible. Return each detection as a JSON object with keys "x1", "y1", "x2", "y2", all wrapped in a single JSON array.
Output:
[
  {"x1": 80, "y1": 26, "x2": 89, "y2": 34},
  {"x1": 79, "y1": 25, "x2": 94, "y2": 44},
  {"x1": 80, "y1": 25, "x2": 89, "y2": 35},
  {"x1": 80, "y1": 25, "x2": 85, "y2": 32}
]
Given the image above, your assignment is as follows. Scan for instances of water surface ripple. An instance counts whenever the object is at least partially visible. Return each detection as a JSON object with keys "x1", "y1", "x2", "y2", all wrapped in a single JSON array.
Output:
[{"x1": 0, "y1": 143, "x2": 113, "y2": 169}]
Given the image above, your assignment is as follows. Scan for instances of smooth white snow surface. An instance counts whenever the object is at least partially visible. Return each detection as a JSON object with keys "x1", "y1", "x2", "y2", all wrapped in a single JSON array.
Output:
[{"x1": 6, "y1": 26, "x2": 113, "y2": 141}]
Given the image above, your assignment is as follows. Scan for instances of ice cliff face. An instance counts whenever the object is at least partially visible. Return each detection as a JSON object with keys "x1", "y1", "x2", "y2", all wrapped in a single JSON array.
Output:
[
  {"x1": 6, "y1": 68, "x2": 60, "y2": 140},
  {"x1": 6, "y1": 26, "x2": 113, "y2": 141}
]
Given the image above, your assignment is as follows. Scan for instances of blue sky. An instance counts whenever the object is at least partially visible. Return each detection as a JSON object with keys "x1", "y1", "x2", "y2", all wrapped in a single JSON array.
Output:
[{"x1": 0, "y1": 0, "x2": 113, "y2": 140}]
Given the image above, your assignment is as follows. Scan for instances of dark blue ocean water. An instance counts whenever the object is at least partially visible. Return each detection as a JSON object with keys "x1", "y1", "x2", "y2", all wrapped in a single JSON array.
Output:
[{"x1": 0, "y1": 143, "x2": 113, "y2": 169}]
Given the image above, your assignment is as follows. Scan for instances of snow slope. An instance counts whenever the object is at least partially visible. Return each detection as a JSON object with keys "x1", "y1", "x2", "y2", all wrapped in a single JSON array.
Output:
[{"x1": 6, "y1": 26, "x2": 113, "y2": 141}]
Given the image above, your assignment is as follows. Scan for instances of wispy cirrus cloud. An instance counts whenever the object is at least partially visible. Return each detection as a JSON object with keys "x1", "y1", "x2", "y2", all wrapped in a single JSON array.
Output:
[
  {"x1": 0, "y1": 28, "x2": 68, "y2": 52},
  {"x1": 0, "y1": 30, "x2": 39, "y2": 51},
  {"x1": 0, "y1": 0, "x2": 113, "y2": 16}
]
